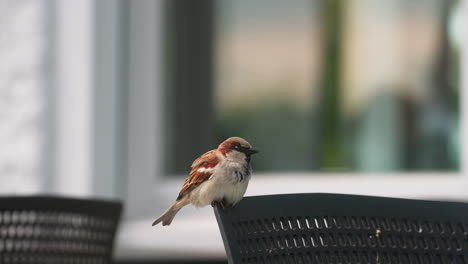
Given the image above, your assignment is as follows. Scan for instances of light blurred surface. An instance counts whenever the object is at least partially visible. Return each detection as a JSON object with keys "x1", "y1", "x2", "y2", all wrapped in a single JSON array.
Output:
[{"x1": 0, "y1": 0, "x2": 466, "y2": 262}]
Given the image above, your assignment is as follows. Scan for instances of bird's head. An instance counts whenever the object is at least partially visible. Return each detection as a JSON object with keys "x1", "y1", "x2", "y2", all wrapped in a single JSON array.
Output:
[{"x1": 218, "y1": 137, "x2": 258, "y2": 161}]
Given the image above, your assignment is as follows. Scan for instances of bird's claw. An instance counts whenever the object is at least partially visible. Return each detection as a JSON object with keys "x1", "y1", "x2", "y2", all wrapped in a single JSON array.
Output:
[{"x1": 211, "y1": 200, "x2": 226, "y2": 209}]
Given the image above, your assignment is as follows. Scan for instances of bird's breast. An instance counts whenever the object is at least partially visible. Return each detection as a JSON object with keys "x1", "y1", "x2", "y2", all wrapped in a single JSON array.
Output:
[
  {"x1": 233, "y1": 165, "x2": 250, "y2": 183},
  {"x1": 189, "y1": 161, "x2": 250, "y2": 207},
  {"x1": 213, "y1": 163, "x2": 250, "y2": 205},
  {"x1": 217, "y1": 160, "x2": 251, "y2": 184}
]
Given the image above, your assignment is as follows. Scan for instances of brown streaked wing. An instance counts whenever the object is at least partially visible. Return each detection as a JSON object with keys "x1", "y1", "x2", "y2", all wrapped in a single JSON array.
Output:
[{"x1": 177, "y1": 150, "x2": 218, "y2": 200}]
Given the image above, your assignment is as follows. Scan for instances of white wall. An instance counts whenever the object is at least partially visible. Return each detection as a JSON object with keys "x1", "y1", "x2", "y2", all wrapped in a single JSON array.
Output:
[
  {"x1": 0, "y1": 0, "x2": 122, "y2": 198},
  {"x1": 0, "y1": 0, "x2": 46, "y2": 193}
]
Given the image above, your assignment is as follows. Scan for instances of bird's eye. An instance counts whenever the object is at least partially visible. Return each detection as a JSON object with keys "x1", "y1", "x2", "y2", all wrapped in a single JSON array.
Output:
[{"x1": 235, "y1": 145, "x2": 241, "y2": 150}]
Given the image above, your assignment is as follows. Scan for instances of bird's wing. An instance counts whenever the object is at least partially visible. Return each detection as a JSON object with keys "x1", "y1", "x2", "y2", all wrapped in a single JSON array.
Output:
[{"x1": 176, "y1": 149, "x2": 219, "y2": 200}]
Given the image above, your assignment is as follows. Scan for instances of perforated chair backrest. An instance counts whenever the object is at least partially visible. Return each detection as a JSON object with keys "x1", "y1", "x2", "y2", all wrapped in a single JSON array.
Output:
[
  {"x1": 214, "y1": 193, "x2": 468, "y2": 264},
  {"x1": 0, "y1": 196, "x2": 122, "y2": 264}
]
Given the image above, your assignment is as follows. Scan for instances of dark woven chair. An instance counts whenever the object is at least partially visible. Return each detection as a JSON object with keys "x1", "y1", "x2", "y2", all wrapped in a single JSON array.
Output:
[
  {"x1": 214, "y1": 193, "x2": 468, "y2": 264},
  {"x1": 0, "y1": 196, "x2": 122, "y2": 264}
]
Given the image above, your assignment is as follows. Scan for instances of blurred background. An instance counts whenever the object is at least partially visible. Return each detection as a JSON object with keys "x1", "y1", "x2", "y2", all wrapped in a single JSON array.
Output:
[{"x1": 0, "y1": 0, "x2": 466, "y2": 263}]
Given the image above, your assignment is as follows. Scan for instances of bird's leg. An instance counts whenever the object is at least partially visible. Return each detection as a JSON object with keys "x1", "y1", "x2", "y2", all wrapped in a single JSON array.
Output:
[
  {"x1": 211, "y1": 200, "x2": 225, "y2": 209},
  {"x1": 219, "y1": 199, "x2": 225, "y2": 209}
]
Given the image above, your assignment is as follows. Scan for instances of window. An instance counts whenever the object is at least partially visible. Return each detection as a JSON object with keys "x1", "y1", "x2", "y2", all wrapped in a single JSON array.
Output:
[{"x1": 163, "y1": 0, "x2": 460, "y2": 175}]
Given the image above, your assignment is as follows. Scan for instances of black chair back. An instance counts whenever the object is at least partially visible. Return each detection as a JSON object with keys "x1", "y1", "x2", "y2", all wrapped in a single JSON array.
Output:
[
  {"x1": 214, "y1": 193, "x2": 468, "y2": 264},
  {"x1": 0, "y1": 196, "x2": 122, "y2": 264}
]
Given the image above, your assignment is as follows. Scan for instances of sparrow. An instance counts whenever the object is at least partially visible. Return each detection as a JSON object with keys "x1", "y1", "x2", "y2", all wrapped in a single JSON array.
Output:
[{"x1": 152, "y1": 137, "x2": 258, "y2": 226}]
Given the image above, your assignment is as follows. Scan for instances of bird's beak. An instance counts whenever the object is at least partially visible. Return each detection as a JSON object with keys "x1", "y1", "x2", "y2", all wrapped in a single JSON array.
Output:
[{"x1": 246, "y1": 148, "x2": 259, "y2": 155}]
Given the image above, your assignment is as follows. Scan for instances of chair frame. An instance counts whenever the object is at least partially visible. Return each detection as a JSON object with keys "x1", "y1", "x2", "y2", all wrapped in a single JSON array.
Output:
[
  {"x1": 214, "y1": 193, "x2": 468, "y2": 264},
  {"x1": 0, "y1": 195, "x2": 122, "y2": 263}
]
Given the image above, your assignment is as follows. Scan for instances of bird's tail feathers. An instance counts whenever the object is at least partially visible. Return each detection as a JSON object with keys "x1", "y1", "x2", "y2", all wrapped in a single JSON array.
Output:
[{"x1": 152, "y1": 197, "x2": 189, "y2": 226}]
